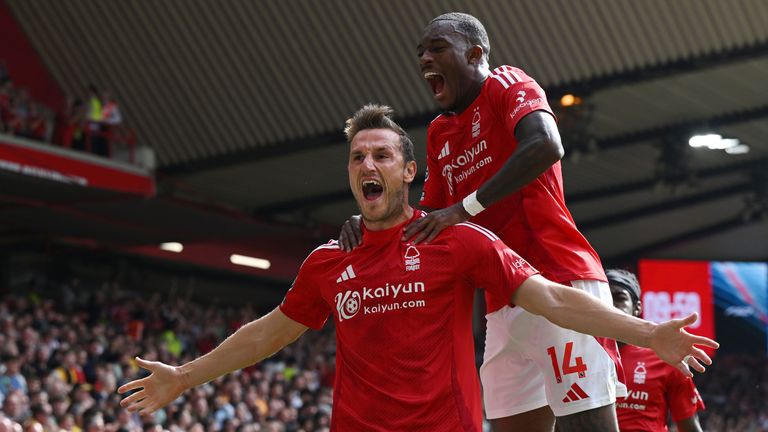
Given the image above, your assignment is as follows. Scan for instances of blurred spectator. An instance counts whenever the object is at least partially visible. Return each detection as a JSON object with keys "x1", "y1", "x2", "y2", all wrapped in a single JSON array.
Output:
[
  {"x1": 100, "y1": 91, "x2": 121, "y2": 126},
  {"x1": 0, "y1": 60, "x2": 136, "y2": 163},
  {"x1": 54, "y1": 97, "x2": 86, "y2": 151},
  {"x1": 84, "y1": 85, "x2": 102, "y2": 126},
  {"x1": 0, "y1": 356, "x2": 27, "y2": 398},
  {"x1": 694, "y1": 353, "x2": 768, "y2": 431},
  {"x1": 0, "y1": 273, "x2": 335, "y2": 431},
  {"x1": 0, "y1": 63, "x2": 53, "y2": 147},
  {"x1": 84, "y1": 85, "x2": 107, "y2": 157}
]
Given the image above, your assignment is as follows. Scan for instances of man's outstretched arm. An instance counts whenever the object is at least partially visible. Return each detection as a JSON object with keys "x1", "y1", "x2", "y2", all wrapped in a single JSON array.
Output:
[
  {"x1": 512, "y1": 275, "x2": 719, "y2": 377},
  {"x1": 118, "y1": 307, "x2": 308, "y2": 414},
  {"x1": 403, "y1": 111, "x2": 563, "y2": 244}
]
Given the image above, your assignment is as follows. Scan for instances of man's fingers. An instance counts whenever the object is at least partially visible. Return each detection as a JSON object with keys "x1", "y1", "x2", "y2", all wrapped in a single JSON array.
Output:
[
  {"x1": 690, "y1": 346, "x2": 712, "y2": 365},
  {"x1": 689, "y1": 333, "x2": 720, "y2": 350},
  {"x1": 120, "y1": 389, "x2": 146, "y2": 407},
  {"x1": 339, "y1": 222, "x2": 353, "y2": 252},
  {"x1": 677, "y1": 313, "x2": 699, "y2": 328},
  {"x1": 410, "y1": 220, "x2": 434, "y2": 245},
  {"x1": 134, "y1": 357, "x2": 158, "y2": 371},
  {"x1": 687, "y1": 357, "x2": 706, "y2": 373},
  {"x1": 338, "y1": 216, "x2": 363, "y2": 252},
  {"x1": 675, "y1": 361, "x2": 694, "y2": 378},
  {"x1": 131, "y1": 395, "x2": 154, "y2": 413},
  {"x1": 403, "y1": 218, "x2": 428, "y2": 241},
  {"x1": 118, "y1": 377, "x2": 148, "y2": 394},
  {"x1": 424, "y1": 222, "x2": 445, "y2": 244},
  {"x1": 351, "y1": 216, "x2": 362, "y2": 245}
]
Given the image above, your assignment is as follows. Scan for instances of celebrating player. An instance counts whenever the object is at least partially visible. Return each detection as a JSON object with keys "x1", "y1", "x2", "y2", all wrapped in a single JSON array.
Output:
[
  {"x1": 608, "y1": 269, "x2": 706, "y2": 432},
  {"x1": 120, "y1": 105, "x2": 717, "y2": 432},
  {"x1": 338, "y1": 12, "x2": 626, "y2": 431}
]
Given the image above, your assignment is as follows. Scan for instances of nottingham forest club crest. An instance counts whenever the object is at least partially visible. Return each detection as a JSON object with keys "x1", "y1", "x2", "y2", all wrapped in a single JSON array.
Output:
[
  {"x1": 633, "y1": 362, "x2": 647, "y2": 385},
  {"x1": 404, "y1": 245, "x2": 420, "y2": 272}
]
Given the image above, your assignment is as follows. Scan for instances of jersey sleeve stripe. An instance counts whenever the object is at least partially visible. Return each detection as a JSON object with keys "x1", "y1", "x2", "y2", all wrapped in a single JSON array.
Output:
[
  {"x1": 502, "y1": 71, "x2": 519, "y2": 85},
  {"x1": 491, "y1": 74, "x2": 510, "y2": 89},
  {"x1": 457, "y1": 222, "x2": 500, "y2": 241}
]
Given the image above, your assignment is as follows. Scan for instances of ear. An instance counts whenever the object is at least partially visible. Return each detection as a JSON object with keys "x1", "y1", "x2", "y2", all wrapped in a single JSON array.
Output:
[
  {"x1": 634, "y1": 300, "x2": 643, "y2": 318},
  {"x1": 467, "y1": 45, "x2": 484, "y2": 65},
  {"x1": 403, "y1": 160, "x2": 417, "y2": 184}
]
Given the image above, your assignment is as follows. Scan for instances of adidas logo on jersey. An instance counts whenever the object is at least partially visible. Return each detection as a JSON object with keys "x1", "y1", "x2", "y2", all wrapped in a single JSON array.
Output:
[
  {"x1": 562, "y1": 383, "x2": 590, "y2": 403},
  {"x1": 336, "y1": 265, "x2": 356, "y2": 283},
  {"x1": 437, "y1": 141, "x2": 450, "y2": 160}
]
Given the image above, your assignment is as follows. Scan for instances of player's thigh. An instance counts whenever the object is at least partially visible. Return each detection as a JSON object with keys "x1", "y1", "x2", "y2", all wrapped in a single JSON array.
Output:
[
  {"x1": 481, "y1": 306, "x2": 549, "y2": 421},
  {"x1": 528, "y1": 314, "x2": 619, "y2": 417},
  {"x1": 555, "y1": 404, "x2": 619, "y2": 432},
  {"x1": 490, "y1": 405, "x2": 555, "y2": 432}
]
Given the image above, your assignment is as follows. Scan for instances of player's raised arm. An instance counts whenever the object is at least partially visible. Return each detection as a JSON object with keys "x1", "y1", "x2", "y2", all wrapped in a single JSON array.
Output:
[
  {"x1": 118, "y1": 307, "x2": 308, "y2": 414},
  {"x1": 511, "y1": 275, "x2": 719, "y2": 377}
]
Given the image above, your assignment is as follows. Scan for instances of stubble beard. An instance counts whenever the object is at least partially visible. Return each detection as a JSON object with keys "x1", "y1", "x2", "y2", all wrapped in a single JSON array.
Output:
[{"x1": 359, "y1": 185, "x2": 407, "y2": 227}]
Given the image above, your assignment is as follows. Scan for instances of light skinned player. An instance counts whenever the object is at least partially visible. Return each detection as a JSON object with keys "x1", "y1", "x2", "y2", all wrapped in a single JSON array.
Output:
[
  {"x1": 119, "y1": 105, "x2": 717, "y2": 432},
  {"x1": 339, "y1": 13, "x2": 632, "y2": 431}
]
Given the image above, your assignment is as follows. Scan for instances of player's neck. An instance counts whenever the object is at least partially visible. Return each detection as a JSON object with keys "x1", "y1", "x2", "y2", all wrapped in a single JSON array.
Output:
[
  {"x1": 363, "y1": 205, "x2": 414, "y2": 232},
  {"x1": 451, "y1": 69, "x2": 489, "y2": 114}
]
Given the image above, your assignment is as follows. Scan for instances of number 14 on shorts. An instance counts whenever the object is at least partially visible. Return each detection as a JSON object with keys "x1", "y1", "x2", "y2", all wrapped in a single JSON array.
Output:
[{"x1": 547, "y1": 342, "x2": 587, "y2": 383}]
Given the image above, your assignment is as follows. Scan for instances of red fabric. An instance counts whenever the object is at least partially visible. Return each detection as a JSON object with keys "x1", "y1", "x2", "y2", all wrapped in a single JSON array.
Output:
[
  {"x1": 280, "y1": 210, "x2": 538, "y2": 431},
  {"x1": 617, "y1": 345, "x2": 705, "y2": 431},
  {"x1": 420, "y1": 65, "x2": 605, "y2": 313}
]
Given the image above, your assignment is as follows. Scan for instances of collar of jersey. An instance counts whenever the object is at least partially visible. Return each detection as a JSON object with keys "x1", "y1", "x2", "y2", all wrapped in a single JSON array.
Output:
[{"x1": 360, "y1": 209, "x2": 425, "y2": 246}]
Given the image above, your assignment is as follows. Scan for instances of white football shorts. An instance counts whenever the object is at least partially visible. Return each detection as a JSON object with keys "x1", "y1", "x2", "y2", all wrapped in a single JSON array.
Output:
[{"x1": 480, "y1": 279, "x2": 627, "y2": 418}]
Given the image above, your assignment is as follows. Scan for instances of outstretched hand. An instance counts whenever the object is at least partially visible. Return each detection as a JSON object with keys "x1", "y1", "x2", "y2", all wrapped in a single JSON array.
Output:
[
  {"x1": 338, "y1": 215, "x2": 362, "y2": 252},
  {"x1": 649, "y1": 313, "x2": 719, "y2": 377},
  {"x1": 402, "y1": 203, "x2": 470, "y2": 244},
  {"x1": 118, "y1": 357, "x2": 187, "y2": 415}
]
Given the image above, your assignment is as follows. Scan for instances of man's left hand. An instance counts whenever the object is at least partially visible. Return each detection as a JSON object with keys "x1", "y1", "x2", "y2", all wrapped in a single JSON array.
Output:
[
  {"x1": 649, "y1": 313, "x2": 719, "y2": 377},
  {"x1": 402, "y1": 203, "x2": 470, "y2": 244}
]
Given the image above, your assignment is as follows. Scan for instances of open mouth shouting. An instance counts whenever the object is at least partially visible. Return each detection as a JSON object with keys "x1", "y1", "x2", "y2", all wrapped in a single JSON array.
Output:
[
  {"x1": 362, "y1": 179, "x2": 384, "y2": 201},
  {"x1": 424, "y1": 72, "x2": 445, "y2": 98}
]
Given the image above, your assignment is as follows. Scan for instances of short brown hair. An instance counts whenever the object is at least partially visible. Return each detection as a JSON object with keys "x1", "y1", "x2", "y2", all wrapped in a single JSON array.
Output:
[{"x1": 344, "y1": 104, "x2": 415, "y2": 163}]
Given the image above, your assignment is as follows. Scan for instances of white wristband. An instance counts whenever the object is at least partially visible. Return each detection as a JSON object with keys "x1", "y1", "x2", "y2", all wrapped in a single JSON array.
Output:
[{"x1": 462, "y1": 191, "x2": 486, "y2": 216}]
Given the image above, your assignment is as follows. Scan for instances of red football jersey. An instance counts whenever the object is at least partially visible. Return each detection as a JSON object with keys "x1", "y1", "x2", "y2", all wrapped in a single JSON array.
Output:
[
  {"x1": 616, "y1": 345, "x2": 705, "y2": 432},
  {"x1": 419, "y1": 65, "x2": 605, "y2": 312},
  {"x1": 280, "y1": 211, "x2": 538, "y2": 431}
]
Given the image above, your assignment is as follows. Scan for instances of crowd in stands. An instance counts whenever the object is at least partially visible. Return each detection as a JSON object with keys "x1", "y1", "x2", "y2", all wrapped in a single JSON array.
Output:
[
  {"x1": 694, "y1": 353, "x2": 768, "y2": 431},
  {"x1": 0, "y1": 276, "x2": 335, "y2": 432},
  {"x1": 1, "y1": 270, "x2": 767, "y2": 431},
  {"x1": 0, "y1": 59, "x2": 129, "y2": 159},
  {"x1": 0, "y1": 60, "x2": 52, "y2": 143}
]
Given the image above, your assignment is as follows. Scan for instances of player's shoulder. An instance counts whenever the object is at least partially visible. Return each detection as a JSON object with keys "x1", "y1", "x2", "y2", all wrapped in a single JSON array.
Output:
[
  {"x1": 443, "y1": 221, "x2": 501, "y2": 244},
  {"x1": 301, "y1": 240, "x2": 344, "y2": 267},
  {"x1": 428, "y1": 111, "x2": 452, "y2": 132},
  {"x1": 487, "y1": 65, "x2": 536, "y2": 91}
]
